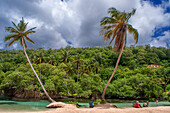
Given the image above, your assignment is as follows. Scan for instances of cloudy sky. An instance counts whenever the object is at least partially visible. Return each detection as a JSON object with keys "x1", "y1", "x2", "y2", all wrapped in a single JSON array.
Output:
[{"x1": 0, "y1": 0, "x2": 170, "y2": 50}]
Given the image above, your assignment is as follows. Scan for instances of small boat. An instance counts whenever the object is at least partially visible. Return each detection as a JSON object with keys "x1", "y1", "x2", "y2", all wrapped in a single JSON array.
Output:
[{"x1": 132, "y1": 103, "x2": 140, "y2": 108}]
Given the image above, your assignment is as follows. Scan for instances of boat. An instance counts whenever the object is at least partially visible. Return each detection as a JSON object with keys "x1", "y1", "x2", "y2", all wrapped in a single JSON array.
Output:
[{"x1": 132, "y1": 103, "x2": 140, "y2": 108}]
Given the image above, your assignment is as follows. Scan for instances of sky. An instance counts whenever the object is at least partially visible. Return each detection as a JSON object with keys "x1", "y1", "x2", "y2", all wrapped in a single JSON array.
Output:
[{"x1": 0, "y1": 0, "x2": 170, "y2": 50}]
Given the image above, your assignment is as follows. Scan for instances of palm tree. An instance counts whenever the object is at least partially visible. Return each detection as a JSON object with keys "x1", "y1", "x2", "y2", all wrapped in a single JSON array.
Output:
[
  {"x1": 59, "y1": 62, "x2": 74, "y2": 95},
  {"x1": 100, "y1": 8, "x2": 139, "y2": 101},
  {"x1": 73, "y1": 55, "x2": 84, "y2": 83},
  {"x1": 4, "y1": 17, "x2": 55, "y2": 103},
  {"x1": 60, "y1": 49, "x2": 71, "y2": 63}
]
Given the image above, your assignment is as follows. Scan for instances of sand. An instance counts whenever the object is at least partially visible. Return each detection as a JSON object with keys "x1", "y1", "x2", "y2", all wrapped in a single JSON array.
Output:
[{"x1": 1, "y1": 106, "x2": 170, "y2": 113}]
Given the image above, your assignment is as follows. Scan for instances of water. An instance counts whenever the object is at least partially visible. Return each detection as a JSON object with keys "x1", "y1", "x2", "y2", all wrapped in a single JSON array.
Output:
[
  {"x1": 0, "y1": 100, "x2": 50, "y2": 112},
  {"x1": 0, "y1": 98, "x2": 169, "y2": 112}
]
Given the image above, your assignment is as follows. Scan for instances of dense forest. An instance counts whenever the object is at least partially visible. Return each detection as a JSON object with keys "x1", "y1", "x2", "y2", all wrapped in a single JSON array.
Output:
[{"x1": 0, "y1": 45, "x2": 169, "y2": 101}]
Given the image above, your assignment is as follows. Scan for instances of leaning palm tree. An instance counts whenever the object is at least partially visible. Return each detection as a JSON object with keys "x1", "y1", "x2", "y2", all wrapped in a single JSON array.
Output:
[
  {"x1": 100, "y1": 8, "x2": 139, "y2": 101},
  {"x1": 4, "y1": 17, "x2": 55, "y2": 103}
]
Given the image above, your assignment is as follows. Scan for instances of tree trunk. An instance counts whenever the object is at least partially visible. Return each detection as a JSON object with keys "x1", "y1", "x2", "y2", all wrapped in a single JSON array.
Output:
[
  {"x1": 77, "y1": 63, "x2": 79, "y2": 84},
  {"x1": 65, "y1": 73, "x2": 71, "y2": 96},
  {"x1": 102, "y1": 46, "x2": 124, "y2": 101},
  {"x1": 21, "y1": 38, "x2": 55, "y2": 103},
  {"x1": 76, "y1": 63, "x2": 79, "y2": 95}
]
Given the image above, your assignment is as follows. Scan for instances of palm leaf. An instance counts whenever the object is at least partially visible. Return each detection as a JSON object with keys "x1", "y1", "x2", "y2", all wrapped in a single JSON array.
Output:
[
  {"x1": 100, "y1": 17, "x2": 116, "y2": 26},
  {"x1": 5, "y1": 27, "x2": 19, "y2": 33},
  {"x1": 108, "y1": 7, "x2": 119, "y2": 17},
  {"x1": 4, "y1": 34, "x2": 19, "y2": 42},
  {"x1": 127, "y1": 24, "x2": 138, "y2": 43},
  {"x1": 12, "y1": 21, "x2": 20, "y2": 31},
  {"x1": 25, "y1": 36, "x2": 35, "y2": 44},
  {"x1": 22, "y1": 22, "x2": 28, "y2": 32},
  {"x1": 25, "y1": 30, "x2": 36, "y2": 34},
  {"x1": 108, "y1": 29, "x2": 119, "y2": 46},
  {"x1": 26, "y1": 27, "x2": 37, "y2": 32},
  {"x1": 126, "y1": 9, "x2": 136, "y2": 22},
  {"x1": 23, "y1": 38, "x2": 27, "y2": 48},
  {"x1": 18, "y1": 17, "x2": 26, "y2": 32},
  {"x1": 7, "y1": 39, "x2": 15, "y2": 47}
]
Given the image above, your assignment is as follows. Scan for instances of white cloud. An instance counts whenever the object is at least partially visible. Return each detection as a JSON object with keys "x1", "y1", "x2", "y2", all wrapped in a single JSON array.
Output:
[
  {"x1": 13, "y1": 43, "x2": 18, "y2": 49},
  {"x1": 129, "y1": 0, "x2": 170, "y2": 46},
  {"x1": 0, "y1": 0, "x2": 169, "y2": 49},
  {"x1": 150, "y1": 31, "x2": 170, "y2": 47}
]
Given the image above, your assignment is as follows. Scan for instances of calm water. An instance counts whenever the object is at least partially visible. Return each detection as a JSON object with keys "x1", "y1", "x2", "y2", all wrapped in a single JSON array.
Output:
[{"x1": 0, "y1": 97, "x2": 169, "y2": 112}]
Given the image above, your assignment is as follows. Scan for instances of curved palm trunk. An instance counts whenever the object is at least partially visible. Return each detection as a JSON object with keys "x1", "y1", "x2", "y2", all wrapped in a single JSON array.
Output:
[
  {"x1": 102, "y1": 45, "x2": 124, "y2": 101},
  {"x1": 22, "y1": 38, "x2": 55, "y2": 103}
]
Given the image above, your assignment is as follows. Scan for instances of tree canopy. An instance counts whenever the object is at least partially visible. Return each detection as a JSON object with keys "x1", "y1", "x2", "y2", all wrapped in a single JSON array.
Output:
[{"x1": 0, "y1": 46, "x2": 169, "y2": 101}]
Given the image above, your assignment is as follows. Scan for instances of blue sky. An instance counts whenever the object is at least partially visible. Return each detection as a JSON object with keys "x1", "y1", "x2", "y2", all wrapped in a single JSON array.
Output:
[
  {"x1": 145, "y1": 0, "x2": 169, "y2": 38},
  {"x1": 0, "y1": 0, "x2": 169, "y2": 50}
]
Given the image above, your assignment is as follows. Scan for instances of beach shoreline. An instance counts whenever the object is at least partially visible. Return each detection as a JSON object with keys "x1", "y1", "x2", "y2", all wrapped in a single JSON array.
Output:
[{"x1": 1, "y1": 106, "x2": 170, "y2": 113}]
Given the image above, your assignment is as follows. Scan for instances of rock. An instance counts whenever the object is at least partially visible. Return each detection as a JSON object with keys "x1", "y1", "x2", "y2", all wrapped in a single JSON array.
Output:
[
  {"x1": 94, "y1": 103, "x2": 117, "y2": 108},
  {"x1": 46, "y1": 102, "x2": 77, "y2": 109}
]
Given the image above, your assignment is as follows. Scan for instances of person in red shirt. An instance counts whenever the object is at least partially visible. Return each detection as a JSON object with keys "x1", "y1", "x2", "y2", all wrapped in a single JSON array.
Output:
[{"x1": 156, "y1": 99, "x2": 159, "y2": 106}]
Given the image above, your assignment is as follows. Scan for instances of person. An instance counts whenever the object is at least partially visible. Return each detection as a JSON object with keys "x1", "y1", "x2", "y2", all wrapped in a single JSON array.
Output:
[
  {"x1": 147, "y1": 101, "x2": 149, "y2": 107},
  {"x1": 156, "y1": 99, "x2": 158, "y2": 106},
  {"x1": 89, "y1": 100, "x2": 93, "y2": 108},
  {"x1": 136, "y1": 101, "x2": 142, "y2": 108},
  {"x1": 89, "y1": 97, "x2": 94, "y2": 108},
  {"x1": 143, "y1": 102, "x2": 147, "y2": 107}
]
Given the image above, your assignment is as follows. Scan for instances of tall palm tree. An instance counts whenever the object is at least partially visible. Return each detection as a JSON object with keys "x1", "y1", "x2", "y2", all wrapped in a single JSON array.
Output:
[
  {"x1": 73, "y1": 55, "x2": 84, "y2": 83},
  {"x1": 4, "y1": 17, "x2": 55, "y2": 103},
  {"x1": 59, "y1": 62, "x2": 74, "y2": 95},
  {"x1": 100, "y1": 8, "x2": 139, "y2": 101}
]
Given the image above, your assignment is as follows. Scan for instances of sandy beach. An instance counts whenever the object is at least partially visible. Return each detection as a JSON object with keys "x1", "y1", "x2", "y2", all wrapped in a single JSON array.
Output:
[{"x1": 1, "y1": 106, "x2": 170, "y2": 113}]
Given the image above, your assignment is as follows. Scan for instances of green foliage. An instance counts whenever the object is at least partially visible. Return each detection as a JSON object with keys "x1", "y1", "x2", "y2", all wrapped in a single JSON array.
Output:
[
  {"x1": 94, "y1": 99, "x2": 102, "y2": 106},
  {"x1": 68, "y1": 101, "x2": 79, "y2": 108},
  {"x1": 0, "y1": 46, "x2": 169, "y2": 100}
]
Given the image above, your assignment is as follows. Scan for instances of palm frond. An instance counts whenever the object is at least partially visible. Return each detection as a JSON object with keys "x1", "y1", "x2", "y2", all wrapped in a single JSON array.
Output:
[
  {"x1": 25, "y1": 36, "x2": 35, "y2": 44},
  {"x1": 19, "y1": 39, "x2": 23, "y2": 47},
  {"x1": 103, "y1": 30, "x2": 114, "y2": 41},
  {"x1": 25, "y1": 30, "x2": 36, "y2": 34},
  {"x1": 7, "y1": 39, "x2": 15, "y2": 47},
  {"x1": 12, "y1": 21, "x2": 19, "y2": 31},
  {"x1": 127, "y1": 24, "x2": 138, "y2": 43},
  {"x1": 6, "y1": 35, "x2": 20, "y2": 47},
  {"x1": 5, "y1": 27, "x2": 19, "y2": 33},
  {"x1": 126, "y1": 9, "x2": 136, "y2": 22},
  {"x1": 108, "y1": 7, "x2": 119, "y2": 18},
  {"x1": 22, "y1": 22, "x2": 28, "y2": 32},
  {"x1": 18, "y1": 17, "x2": 26, "y2": 32},
  {"x1": 4, "y1": 34, "x2": 18, "y2": 42},
  {"x1": 130, "y1": 9, "x2": 136, "y2": 16},
  {"x1": 26, "y1": 27, "x2": 37, "y2": 32},
  {"x1": 20, "y1": 38, "x2": 27, "y2": 48},
  {"x1": 23, "y1": 38, "x2": 27, "y2": 48},
  {"x1": 114, "y1": 30, "x2": 126, "y2": 52},
  {"x1": 108, "y1": 29, "x2": 118, "y2": 46},
  {"x1": 100, "y1": 17, "x2": 116, "y2": 26}
]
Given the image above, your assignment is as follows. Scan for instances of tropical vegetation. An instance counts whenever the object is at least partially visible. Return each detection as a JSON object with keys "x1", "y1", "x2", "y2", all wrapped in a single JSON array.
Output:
[{"x1": 0, "y1": 45, "x2": 169, "y2": 101}]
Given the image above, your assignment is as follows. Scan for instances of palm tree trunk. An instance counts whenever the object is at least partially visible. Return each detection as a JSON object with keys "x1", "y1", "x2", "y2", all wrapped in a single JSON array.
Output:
[
  {"x1": 66, "y1": 83, "x2": 71, "y2": 96},
  {"x1": 76, "y1": 64, "x2": 79, "y2": 95},
  {"x1": 77, "y1": 63, "x2": 79, "y2": 84},
  {"x1": 102, "y1": 45, "x2": 124, "y2": 101},
  {"x1": 21, "y1": 38, "x2": 55, "y2": 103}
]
